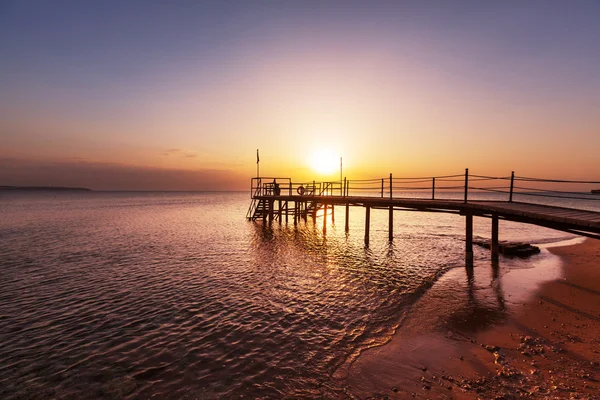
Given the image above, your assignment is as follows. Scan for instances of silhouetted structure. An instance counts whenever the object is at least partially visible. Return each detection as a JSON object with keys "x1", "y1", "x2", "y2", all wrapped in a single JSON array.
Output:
[{"x1": 247, "y1": 170, "x2": 600, "y2": 263}]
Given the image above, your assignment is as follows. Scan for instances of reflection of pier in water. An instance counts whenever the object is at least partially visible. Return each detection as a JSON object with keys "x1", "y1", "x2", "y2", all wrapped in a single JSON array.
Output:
[{"x1": 247, "y1": 170, "x2": 600, "y2": 264}]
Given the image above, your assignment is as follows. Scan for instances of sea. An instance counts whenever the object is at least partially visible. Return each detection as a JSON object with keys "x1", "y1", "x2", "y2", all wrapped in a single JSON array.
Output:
[{"x1": 1, "y1": 190, "x2": 598, "y2": 399}]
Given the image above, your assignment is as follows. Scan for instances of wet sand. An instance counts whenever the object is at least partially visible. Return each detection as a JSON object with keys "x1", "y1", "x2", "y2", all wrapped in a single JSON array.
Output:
[{"x1": 341, "y1": 239, "x2": 600, "y2": 399}]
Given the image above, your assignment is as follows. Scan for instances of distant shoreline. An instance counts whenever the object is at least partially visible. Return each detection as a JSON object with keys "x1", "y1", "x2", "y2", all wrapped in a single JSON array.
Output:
[{"x1": 0, "y1": 186, "x2": 92, "y2": 191}]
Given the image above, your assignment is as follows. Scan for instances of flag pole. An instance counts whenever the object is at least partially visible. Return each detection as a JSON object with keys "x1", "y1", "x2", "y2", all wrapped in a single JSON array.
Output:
[
  {"x1": 340, "y1": 157, "x2": 343, "y2": 187},
  {"x1": 256, "y1": 149, "x2": 260, "y2": 178}
]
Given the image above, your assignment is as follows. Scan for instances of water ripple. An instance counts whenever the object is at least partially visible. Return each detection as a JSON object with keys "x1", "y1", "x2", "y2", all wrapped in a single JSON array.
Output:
[{"x1": 0, "y1": 191, "x2": 576, "y2": 398}]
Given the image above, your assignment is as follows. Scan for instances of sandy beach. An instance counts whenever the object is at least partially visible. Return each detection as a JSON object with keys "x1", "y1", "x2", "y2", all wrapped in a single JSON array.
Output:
[{"x1": 341, "y1": 239, "x2": 600, "y2": 399}]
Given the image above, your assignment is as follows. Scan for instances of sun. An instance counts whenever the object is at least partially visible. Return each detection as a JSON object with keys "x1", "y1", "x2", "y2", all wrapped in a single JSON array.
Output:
[{"x1": 309, "y1": 149, "x2": 338, "y2": 175}]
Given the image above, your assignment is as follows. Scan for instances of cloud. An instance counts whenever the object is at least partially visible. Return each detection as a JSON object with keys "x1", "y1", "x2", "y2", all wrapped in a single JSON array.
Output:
[
  {"x1": 161, "y1": 148, "x2": 198, "y2": 159},
  {"x1": 0, "y1": 158, "x2": 248, "y2": 191}
]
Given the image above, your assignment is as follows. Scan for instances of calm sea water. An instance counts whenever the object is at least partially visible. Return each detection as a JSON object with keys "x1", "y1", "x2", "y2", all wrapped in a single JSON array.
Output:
[{"x1": 0, "y1": 190, "x2": 597, "y2": 399}]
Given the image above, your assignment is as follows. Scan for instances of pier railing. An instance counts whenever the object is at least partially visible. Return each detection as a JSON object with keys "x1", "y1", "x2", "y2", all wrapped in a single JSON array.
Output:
[{"x1": 251, "y1": 171, "x2": 600, "y2": 209}]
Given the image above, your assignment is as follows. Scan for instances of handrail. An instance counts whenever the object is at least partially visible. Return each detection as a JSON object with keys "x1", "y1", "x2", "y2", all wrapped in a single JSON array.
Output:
[
  {"x1": 250, "y1": 171, "x2": 599, "y2": 208},
  {"x1": 515, "y1": 176, "x2": 600, "y2": 184}
]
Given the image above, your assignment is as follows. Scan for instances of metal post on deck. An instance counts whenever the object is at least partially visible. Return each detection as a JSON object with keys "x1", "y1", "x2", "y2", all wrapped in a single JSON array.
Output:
[
  {"x1": 509, "y1": 171, "x2": 515, "y2": 202},
  {"x1": 381, "y1": 179, "x2": 384, "y2": 198},
  {"x1": 466, "y1": 213, "x2": 473, "y2": 265},
  {"x1": 340, "y1": 157, "x2": 343, "y2": 196},
  {"x1": 365, "y1": 206, "x2": 371, "y2": 246},
  {"x1": 389, "y1": 173, "x2": 393, "y2": 199},
  {"x1": 464, "y1": 168, "x2": 469, "y2": 204},
  {"x1": 491, "y1": 214, "x2": 499, "y2": 261},
  {"x1": 432, "y1": 177, "x2": 436, "y2": 200}
]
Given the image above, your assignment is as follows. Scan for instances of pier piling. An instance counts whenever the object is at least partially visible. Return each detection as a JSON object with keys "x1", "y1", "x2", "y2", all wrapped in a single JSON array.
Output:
[
  {"x1": 365, "y1": 206, "x2": 371, "y2": 246},
  {"x1": 345, "y1": 202, "x2": 350, "y2": 233},
  {"x1": 389, "y1": 206, "x2": 393, "y2": 241},
  {"x1": 491, "y1": 214, "x2": 499, "y2": 261},
  {"x1": 466, "y1": 213, "x2": 473, "y2": 265}
]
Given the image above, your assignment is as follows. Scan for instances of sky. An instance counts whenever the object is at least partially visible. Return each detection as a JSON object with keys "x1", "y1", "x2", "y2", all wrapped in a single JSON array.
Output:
[{"x1": 1, "y1": 0, "x2": 599, "y2": 190}]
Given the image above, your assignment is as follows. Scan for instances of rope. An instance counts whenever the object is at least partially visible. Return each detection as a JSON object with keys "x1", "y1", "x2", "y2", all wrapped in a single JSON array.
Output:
[
  {"x1": 513, "y1": 186, "x2": 600, "y2": 196},
  {"x1": 515, "y1": 176, "x2": 600, "y2": 184},
  {"x1": 469, "y1": 185, "x2": 511, "y2": 190},
  {"x1": 513, "y1": 191, "x2": 600, "y2": 201},
  {"x1": 348, "y1": 178, "x2": 384, "y2": 183},
  {"x1": 389, "y1": 179, "x2": 432, "y2": 184},
  {"x1": 393, "y1": 174, "x2": 463, "y2": 180},
  {"x1": 469, "y1": 187, "x2": 510, "y2": 194},
  {"x1": 470, "y1": 174, "x2": 510, "y2": 180}
]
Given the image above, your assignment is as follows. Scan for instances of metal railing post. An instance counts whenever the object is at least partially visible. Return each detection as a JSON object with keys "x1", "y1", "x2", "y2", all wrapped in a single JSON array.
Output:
[
  {"x1": 381, "y1": 178, "x2": 384, "y2": 198},
  {"x1": 509, "y1": 171, "x2": 515, "y2": 202},
  {"x1": 464, "y1": 168, "x2": 469, "y2": 203},
  {"x1": 389, "y1": 173, "x2": 393, "y2": 199},
  {"x1": 432, "y1": 177, "x2": 436, "y2": 200},
  {"x1": 344, "y1": 177, "x2": 347, "y2": 197}
]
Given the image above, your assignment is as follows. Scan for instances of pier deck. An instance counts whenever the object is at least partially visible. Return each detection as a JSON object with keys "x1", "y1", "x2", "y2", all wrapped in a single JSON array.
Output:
[{"x1": 247, "y1": 170, "x2": 600, "y2": 261}]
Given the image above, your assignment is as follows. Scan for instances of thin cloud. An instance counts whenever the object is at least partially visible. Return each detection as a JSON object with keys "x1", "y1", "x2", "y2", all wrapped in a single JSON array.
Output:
[{"x1": 162, "y1": 148, "x2": 197, "y2": 158}]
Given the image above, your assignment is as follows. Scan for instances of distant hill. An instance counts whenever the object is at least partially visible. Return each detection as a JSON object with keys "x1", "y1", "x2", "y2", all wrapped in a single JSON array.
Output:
[{"x1": 0, "y1": 186, "x2": 92, "y2": 191}]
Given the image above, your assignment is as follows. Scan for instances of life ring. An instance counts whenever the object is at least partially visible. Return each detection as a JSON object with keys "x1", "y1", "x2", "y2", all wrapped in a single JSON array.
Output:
[{"x1": 297, "y1": 186, "x2": 305, "y2": 195}]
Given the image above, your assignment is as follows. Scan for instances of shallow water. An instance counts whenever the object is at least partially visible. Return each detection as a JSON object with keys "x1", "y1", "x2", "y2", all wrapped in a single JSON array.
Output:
[{"x1": 0, "y1": 191, "x2": 592, "y2": 398}]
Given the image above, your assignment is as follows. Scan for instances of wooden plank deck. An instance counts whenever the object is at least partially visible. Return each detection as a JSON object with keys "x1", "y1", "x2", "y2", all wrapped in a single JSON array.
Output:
[{"x1": 253, "y1": 195, "x2": 600, "y2": 236}]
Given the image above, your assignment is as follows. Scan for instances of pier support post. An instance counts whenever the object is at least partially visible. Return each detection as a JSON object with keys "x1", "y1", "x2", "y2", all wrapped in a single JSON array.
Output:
[
  {"x1": 294, "y1": 202, "x2": 298, "y2": 225},
  {"x1": 345, "y1": 202, "x2": 350, "y2": 233},
  {"x1": 323, "y1": 203, "x2": 327, "y2": 232},
  {"x1": 466, "y1": 213, "x2": 473, "y2": 265},
  {"x1": 331, "y1": 205, "x2": 335, "y2": 223},
  {"x1": 365, "y1": 206, "x2": 371, "y2": 246},
  {"x1": 268, "y1": 199, "x2": 274, "y2": 225},
  {"x1": 278, "y1": 200, "x2": 282, "y2": 224},
  {"x1": 491, "y1": 214, "x2": 499, "y2": 262},
  {"x1": 263, "y1": 200, "x2": 267, "y2": 224},
  {"x1": 388, "y1": 206, "x2": 393, "y2": 241}
]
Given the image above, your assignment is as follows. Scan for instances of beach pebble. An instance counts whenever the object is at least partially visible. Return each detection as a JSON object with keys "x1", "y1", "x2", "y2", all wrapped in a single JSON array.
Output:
[{"x1": 483, "y1": 344, "x2": 500, "y2": 352}]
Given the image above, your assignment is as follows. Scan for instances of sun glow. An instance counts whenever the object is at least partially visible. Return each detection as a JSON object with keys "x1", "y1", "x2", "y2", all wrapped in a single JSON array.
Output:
[{"x1": 309, "y1": 149, "x2": 338, "y2": 175}]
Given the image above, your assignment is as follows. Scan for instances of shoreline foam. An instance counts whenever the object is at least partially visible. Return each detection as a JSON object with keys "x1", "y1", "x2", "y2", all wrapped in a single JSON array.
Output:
[{"x1": 340, "y1": 238, "x2": 600, "y2": 399}]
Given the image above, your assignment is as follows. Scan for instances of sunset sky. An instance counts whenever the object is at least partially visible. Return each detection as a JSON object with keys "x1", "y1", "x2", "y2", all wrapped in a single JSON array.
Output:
[{"x1": 1, "y1": 1, "x2": 599, "y2": 190}]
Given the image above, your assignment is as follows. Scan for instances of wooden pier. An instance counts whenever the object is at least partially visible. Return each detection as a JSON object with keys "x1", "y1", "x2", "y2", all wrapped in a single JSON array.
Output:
[{"x1": 247, "y1": 170, "x2": 600, "y2": 263}]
